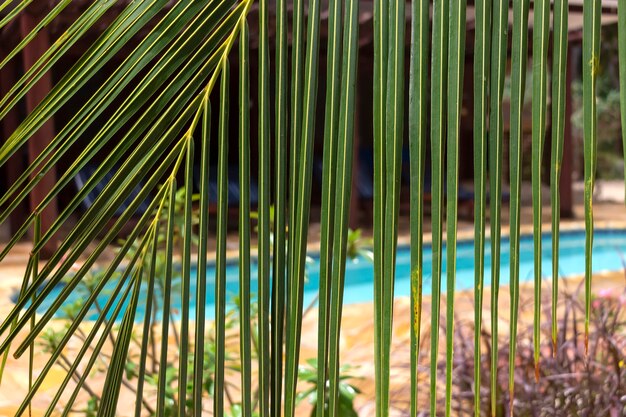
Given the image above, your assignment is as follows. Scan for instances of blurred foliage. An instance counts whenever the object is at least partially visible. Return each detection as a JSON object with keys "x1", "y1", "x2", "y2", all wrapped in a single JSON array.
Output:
[
  {"x1": 296, "y1": 358, "x2": 360, "y2": 417},
  {"x1": 346, "y1": 228, "x2": 374, "y2": 263},
  {"x1": 572, "y1": 24, "x2": 625, "y2": 180},
  {"x1": 449, "y1": 280, "x2": 626, "y2": 416},
  {"x1": 37, "y1": 188, "x2": 371, "y2": 415}
]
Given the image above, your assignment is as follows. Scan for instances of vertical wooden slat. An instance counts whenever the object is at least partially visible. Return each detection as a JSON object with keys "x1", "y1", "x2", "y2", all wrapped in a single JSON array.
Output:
[
  {"x1": 0, "y1": 47, "x2": 27, "y2": 234},
  {"x1": 19, "y1": 10, "x2": 57, "y2": 258},
  {"x1": 619, "y1": 0, "x2": 626, "y2": 198}
]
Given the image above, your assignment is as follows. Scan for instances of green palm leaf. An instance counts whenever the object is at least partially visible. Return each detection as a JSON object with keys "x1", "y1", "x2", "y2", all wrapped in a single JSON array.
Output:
[
  {"x1": 284, "y1": 0, "x2": 322, "y2": 414},
  {"x1": 550, "y1": 0, "x2": 569, "y2": 352},
  {"x1": 582, "y1": 0, "x2": 601, "y2": 353},
  {"x1": 215, "y1": 61, "x2": 230, "y2": 416},
  {"x1": 508, "y1": 0, "x2": 530, "y2": 408},
  {"x1": 99, "y1": 265, "x2": 144, "y2": 417},
  {"x1": 316, "y1": 0, "x2": 342, "y2": 410},
  {"x1": 0, "y1": 1, "x2": 618, "y2": 415},
  {"x1": 430, "y1": 0, "x2": 449, "y2": 414},
  {"x1": 237, "y1": 19, "x2": 252, "y2": 417},
  {"x1": 472, "y1": 0, "x2": 491, "y2": 413},
  {"x1": 408, "y1": 0, "x2": 429, "y2": 414},
  {"x1": 0, "y1": 0, "x2": 34, "y2": 29},
  {"x1": 0, "y1": 0, "x2": 117, "y2": 119},
  {"x1": 372, "y1": 0, "x2": 388, "y2": 413},
  {"x1": 156, "y1": 181, "x2": 178, "y2": 416},
  {"x1": 0, "y1": 0, "x2": 71, "y2": 71},
  {"x1": 0, "y1": 0, "x2": 240, "y2": 261},
  {"x1": 445, "y1": 0, "x2": 467, "y2": 414},
  {"x1": 327, "y1": 0, "x2": 360, "y2": 413},
  {"x1": 489, "y1": 0, "x2": 508, "y2": 409},
  {"x1": 285, "y1": 0, "x2": 305, "y2": 408},
  {"x1": 272, "y1": 0, "x2": 287, "y2": 412},
  {"x1": 381, "y1": 0, "x2": 406, "y2": 414},
  {"x1": 0, "y1": 3, "x2": 250, "y2": 415},
  {"x1": 0, "y1": 0, "x2": 171, "y2": 161},
  {"x1": 0, "y1": 240, "x2": 35, "y2": 385},
  {"x1": 135, "y1": 229, "x2": 160, "y2": 417},
  {"x1": 531, "y1": 0, "x2": 550, "y2": 378},
  {"x1": 257, "y1": 0, "x2": 271, "y2": 413}
]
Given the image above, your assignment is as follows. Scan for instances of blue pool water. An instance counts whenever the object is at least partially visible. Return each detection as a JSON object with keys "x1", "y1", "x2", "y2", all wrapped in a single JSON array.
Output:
[{"x1": 23, "y1": 228, "x2": 626, "y2": 321}]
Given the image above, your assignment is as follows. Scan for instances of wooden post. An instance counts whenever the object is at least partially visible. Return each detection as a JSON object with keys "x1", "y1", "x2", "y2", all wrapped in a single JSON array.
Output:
[
  {"x1": 349, "y1": 86, "x2": 361, "y2": 230},
  {"x1": 20, "y1": 9, "x2": 58, "y2": 257},
  {"x1": 0, "y1": 45, "x2": 29, "y2": 234}
]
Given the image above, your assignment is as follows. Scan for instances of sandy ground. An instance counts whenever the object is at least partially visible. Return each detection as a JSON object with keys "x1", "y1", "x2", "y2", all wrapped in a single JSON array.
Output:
[{"x1": 0, "y1": 180, "x2": 625, "y2": 416}]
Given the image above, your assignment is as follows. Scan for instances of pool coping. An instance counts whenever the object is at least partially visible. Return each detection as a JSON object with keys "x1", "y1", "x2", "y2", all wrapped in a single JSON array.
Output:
[
  {"x1": 232, "y1": 220, "x2": 626, "y2": 264},
  {"x1": 6, "y1": 221, "x2": 626, "y2": 303}
]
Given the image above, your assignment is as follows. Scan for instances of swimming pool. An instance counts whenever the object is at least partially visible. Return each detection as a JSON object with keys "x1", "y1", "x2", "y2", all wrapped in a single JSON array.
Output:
[{"x1": 22, "y1": 228, "x2": 626, "y2": 321}]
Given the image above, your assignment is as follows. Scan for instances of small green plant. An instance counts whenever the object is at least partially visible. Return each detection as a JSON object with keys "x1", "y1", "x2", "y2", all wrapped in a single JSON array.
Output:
[
  {"x1": 38, "y1": 195, "x2": 367, "y2": 415},
  {"x1": 346, "y1": 228, "x2": 374, "y2": 263},
  {"x1": 39, "y1": 287, "x2": 361, "y2": 416},
  {"x1": 296, "y1": 358, "x2": 361, "y2": 417}
]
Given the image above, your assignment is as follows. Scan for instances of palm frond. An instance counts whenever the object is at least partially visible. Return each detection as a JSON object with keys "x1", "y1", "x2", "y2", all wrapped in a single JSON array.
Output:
[
  {"x1": 214, "y1": 60, "x2": 230, "y2": 416},
  {"x1": 550, "y1": 0, "x2": 569, "y2": 351},
  {"x1": 430, "y1": 0, "x2": 449, "y2": 413},
  {"x1": 509, "y1": 0, "x2": 531, "y2": 405},
  {"x1": 257, "y1": 0, "x2": 271, "y2": 413},
  {"x1": 408, "y1": 0, "x2": 429, "y2": 414},
  {"x1": 237, "y1": 19, "x2": 253, "y2": 417},
  {"x1": 531, "y1": 0, "x2": 550, "y2": 378},
  {"x1": 156, "y1": 181, "x2": 178, "y2": 416},
  {"x1": 445, "y1": 0, "x2": 467, "y2": 414},
  {"x1": 0, "y1": 0, "x2": 34, "y2": 29},
  {"x1": 0, "y1": 0, "x2": 241, "y2": 261},
  {"x1": 0, "y1": 0, "x2": 71, "y2": 71},
  {"x1": 0, "y1": 3, "x2": 250, "y2": 414},
  {"x1": 0, "y1": 1, "x2": 618, "y2": 415},
  {"x1": 582, "y1": 0, "x2": 601, "y2": 353},
  {"x1": 381, "y1": 0, "x2": 406, "y2": 414},
  {"x1": 134, "y1": 229, "x2": 160, "y2": 417},
  {"x1": 271, "y1": 0, "x2": 288, "y2": 412},
  {"x1": 0, "y1": 0, "x2": 172, "y2": 160},
  {"x1": 327, "y1": 0, "x2": 360, "y2": 412},
  {"x1": 372, "y1": 0, "x2": 388, "y2": 413},
  {"x1": 472, "y1": 0, "x2": 491, "y2": 413},
  {"x1": 316, "y1": 0, "x2": 342, "y2": 409},
  {"x1": 284, "y1": 0, "x2": 322, "y2": 413},
  {"x1": 489, "y1": 0, "x2": 508, "y2": 408}
]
